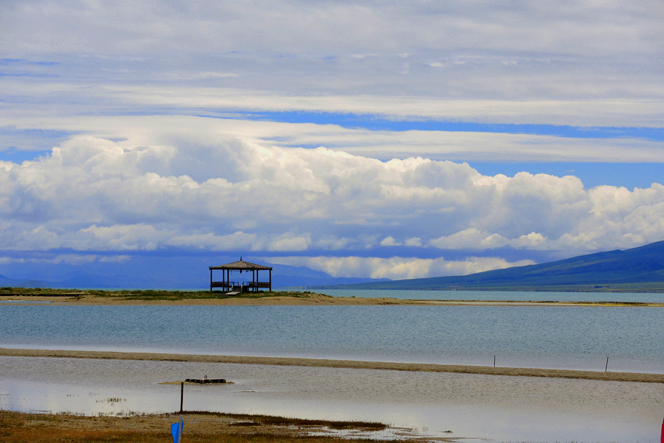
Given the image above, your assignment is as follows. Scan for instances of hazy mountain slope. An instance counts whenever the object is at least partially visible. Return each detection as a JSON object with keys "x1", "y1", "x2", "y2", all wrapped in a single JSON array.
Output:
[{"x1": 324, "y1": 241, "x2": 664, "y2": 290}]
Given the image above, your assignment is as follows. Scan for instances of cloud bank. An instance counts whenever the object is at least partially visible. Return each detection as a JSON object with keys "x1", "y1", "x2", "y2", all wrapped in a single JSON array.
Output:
[
  {"x1": 0, "y1": 134, "x2": 662, "y2": 265},
  {"x1": 264, "y1": 256, "x2": 535, "y2": 280}
]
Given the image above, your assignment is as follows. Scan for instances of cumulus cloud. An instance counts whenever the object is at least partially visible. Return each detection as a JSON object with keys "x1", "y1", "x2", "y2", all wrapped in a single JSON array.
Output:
[
  {"x1": 380, "y1": 237, "x2": 401, "y2": 247},
  {"x1": 0, "y1": 134, "x2": 663, "y2": 263},
  {"x1": 265, "y1": 256, "x2": 535, "y2": 280}
]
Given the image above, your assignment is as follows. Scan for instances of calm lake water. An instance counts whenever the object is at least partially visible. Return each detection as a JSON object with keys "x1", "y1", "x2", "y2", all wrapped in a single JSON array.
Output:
[
  {"x1": 2, "y1": 303, "x2": 663, "y2": 372},
  {"x1": 2, "y1": 292, "x2": 664, "y2": 442}
]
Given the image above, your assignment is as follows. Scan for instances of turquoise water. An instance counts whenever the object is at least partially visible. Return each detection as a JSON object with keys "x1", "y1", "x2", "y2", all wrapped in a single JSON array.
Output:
[
  {"x1": 319, "y1": 288, "x2": 664, "y2": 302},
  {"x1": 2, "y1": 304, "x2": 663, "y2": 373}
]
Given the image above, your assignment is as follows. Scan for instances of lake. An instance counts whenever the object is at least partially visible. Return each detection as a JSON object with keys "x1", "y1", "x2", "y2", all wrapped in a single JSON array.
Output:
[
  {"x1": 2, "y1": 303, "x2": 663, "y2": 372},
  {"x1": 2, "y1": 290, "x2": 664, "y2": 442}
]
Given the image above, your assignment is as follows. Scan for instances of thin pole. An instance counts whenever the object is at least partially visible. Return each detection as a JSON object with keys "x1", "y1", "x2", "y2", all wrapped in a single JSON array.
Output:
[
  {"x1": 605, "y1": 356, "x2": 609, "y2": 372},
  {"x1": 180, "y1": 382, "x2": 184, "y2": 414},
  {"x1": 493, "y1": 356, "x2": 496, "y2": 368}
]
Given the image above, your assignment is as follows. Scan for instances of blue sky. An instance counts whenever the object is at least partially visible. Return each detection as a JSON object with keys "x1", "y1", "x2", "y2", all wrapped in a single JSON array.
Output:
[{"x1": 0, "y1": 1, "x2": 663, "y2": 282}]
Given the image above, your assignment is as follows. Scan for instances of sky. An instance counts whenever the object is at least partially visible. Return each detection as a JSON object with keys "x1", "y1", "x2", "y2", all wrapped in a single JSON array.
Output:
[{"x1": 0, "y1": 0, "x2": 663, "y2": 282}]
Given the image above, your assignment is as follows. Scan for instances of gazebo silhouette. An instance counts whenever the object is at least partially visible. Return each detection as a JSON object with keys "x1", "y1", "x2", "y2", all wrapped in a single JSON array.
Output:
[{"x1": 209, "y1": 258, "x2": 272, "y2": 293}]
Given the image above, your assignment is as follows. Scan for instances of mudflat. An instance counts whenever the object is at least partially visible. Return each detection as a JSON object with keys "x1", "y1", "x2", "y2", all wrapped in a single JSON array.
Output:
[
  {"x1": 2, "y1": 347, "x2": 662, "y2": 383},
  {"x1": 0, "y1": 410, "x2": 416, "y2": 443}
]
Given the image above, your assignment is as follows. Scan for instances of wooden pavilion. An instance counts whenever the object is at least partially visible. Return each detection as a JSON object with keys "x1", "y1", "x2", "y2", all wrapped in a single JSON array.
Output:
[{"x1": 209, "y1": 258, "x2": 273, "y2": 293}]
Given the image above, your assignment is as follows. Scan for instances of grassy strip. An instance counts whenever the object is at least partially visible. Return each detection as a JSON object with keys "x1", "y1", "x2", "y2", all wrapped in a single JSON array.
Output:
[{"x1": 0, "y1": 287, "x2": 327, "y2": 300}]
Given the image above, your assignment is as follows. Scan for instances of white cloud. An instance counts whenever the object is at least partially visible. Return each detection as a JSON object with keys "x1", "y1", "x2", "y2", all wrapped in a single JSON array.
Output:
[
  {"x1": 266, "y1": 256, "x2": 535, "y2": 280},
  {"x1": 430, "y1": 228, "x2": 510, "y2": 250},
  {"x1": 167, "y1": 231, "x2": 257, "y2": 251},
  {"x1": 0, "y1": 134, "x2": 663, "y2": 257},
  {"x1": 3, "y1": 1, "x2": 661, "y2": 59},
  {"x1": 4, "y1": 85, "x2": 664, "y2": 129},
  {"x1": 265, "y1": 233, "x2": 312, "y2": 252},
  {"x1": 3, "y1": 115, "x2": 664, "y2": 175},
  {"x1": 1, "y1": 0, "x2": 663, "y2": 129},
  {"x1": 380, "y1": 236, "x2": 401, "y2": 247},
  {"x1": 405, "y1": 237, "x2": 422, "y2": 247}
]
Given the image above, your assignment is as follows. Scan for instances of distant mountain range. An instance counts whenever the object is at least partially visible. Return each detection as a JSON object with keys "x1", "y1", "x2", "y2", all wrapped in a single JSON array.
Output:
[
  {"x1": 0, "y1": 259, "x2": 386, "y2": 290},
  {"x1": 320, "y1": 241, "x2": 664, "y2": 292}
]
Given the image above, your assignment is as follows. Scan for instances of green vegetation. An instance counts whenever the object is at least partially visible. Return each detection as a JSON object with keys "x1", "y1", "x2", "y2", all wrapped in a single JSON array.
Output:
[{"x1": 0, "y1": 287, "x2": 328, "y2": 300}]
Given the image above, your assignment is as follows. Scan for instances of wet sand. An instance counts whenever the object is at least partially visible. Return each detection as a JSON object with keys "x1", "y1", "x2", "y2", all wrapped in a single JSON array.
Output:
[
  {"x1": 2, "y1": 293, "x2": 663, "y2": 306},
  {"x1": 2, "y1": 347, "x2": 662, "y2": 383}
]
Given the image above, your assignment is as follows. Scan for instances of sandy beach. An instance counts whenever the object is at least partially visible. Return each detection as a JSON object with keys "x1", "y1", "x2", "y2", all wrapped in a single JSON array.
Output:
[
  {"x1": 2, "y1": 347, "x2": 662, "y2": 383},
  {"x1": 2, "y1": 292, "x2": 663, "y2": 306}
]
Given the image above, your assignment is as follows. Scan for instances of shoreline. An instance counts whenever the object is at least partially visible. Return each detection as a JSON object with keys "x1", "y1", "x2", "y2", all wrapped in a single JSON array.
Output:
[
  {"x1": 0, "y1": 410, "x2": 417, "y2": 443},
  {"x1": 1, "y1": 293, "x2": 663, "y2": 307},
  {"x1": 2, "y1": 347, "x2": 662, "y2": 383}
]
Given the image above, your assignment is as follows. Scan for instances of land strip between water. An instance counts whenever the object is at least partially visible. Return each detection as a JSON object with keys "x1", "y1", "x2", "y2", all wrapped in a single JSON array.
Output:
[
  {"x1": 1, "y1": 292, "x2": 663, "y2": 306},
  {"x1": 1, "y1": 348, "x2": 662, "y2": 383}
]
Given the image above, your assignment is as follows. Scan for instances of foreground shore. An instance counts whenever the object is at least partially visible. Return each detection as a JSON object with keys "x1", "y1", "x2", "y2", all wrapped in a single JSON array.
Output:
[
  {"x1": 0, "y1": 410, "x2": 422, "y2": 443},
  {"x1": 2, "y1": 347, "x2": 662, "y2": 383},
  {"x1": 1, "y1": 288, "x2": 663, "y2": 306}
]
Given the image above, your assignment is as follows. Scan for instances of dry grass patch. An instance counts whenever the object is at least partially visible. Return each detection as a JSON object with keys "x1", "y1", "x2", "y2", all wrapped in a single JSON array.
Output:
[{"x1": 0, "y1": 411, "x2": 400, "y2": 443}]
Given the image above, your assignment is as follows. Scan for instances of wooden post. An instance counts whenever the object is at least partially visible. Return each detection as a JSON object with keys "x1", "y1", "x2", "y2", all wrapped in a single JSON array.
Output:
[
  {"x1": 605, "y1": 356, "x2": 609, "y2": 372},
  {"x1": 269, "y1": 269, "x2": 272, "y2": 291},
  {"x1": 209, "y1": 269, "x2": 212, "y2": 292},
  {"x1": 180, "y1": 382, "x2": 184, "y2": 414},
  {"x1": 493, "y1": 356, "x2": 496, "y2": 368}
]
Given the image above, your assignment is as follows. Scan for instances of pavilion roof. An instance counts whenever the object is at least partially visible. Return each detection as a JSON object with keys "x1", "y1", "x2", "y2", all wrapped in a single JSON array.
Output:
[{"x1": 209, "y1": 259, "x2": 272, "y2": 271}]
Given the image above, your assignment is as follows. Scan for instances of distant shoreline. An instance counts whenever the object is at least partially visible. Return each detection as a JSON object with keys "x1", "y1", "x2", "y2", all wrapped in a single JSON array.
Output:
[
  {"x1": 1, "y1": 347, "x2": 662, "y2": 383},
  {"x1": 1, "y1": 291, "x2": 663, "y2": 306}
]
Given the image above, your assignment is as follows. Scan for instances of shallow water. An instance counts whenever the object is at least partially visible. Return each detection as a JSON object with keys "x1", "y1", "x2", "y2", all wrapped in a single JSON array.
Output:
[
  {"x1": 2, "y1": 300, "x2": 664, "y2": 442},
  {"x1": 2, "y1": 304, "x2": 663, "y2": 373},
  {"x1": 1, "y1": 356, "x2": 662, "y2": 442}
]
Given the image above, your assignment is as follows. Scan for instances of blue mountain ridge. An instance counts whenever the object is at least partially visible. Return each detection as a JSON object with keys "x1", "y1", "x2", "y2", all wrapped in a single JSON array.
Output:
[{"x1": 319, "y1": 240, "x2": 664, "y2": 291}]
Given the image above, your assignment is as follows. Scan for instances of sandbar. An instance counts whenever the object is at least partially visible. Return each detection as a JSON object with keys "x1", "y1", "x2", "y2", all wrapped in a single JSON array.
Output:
[
  {"x1": 1, "y1": 293, "x2": 663, "y2": 307},
  {"x1": 1, "y1": 347, "x2": 662, "y2": 383}
]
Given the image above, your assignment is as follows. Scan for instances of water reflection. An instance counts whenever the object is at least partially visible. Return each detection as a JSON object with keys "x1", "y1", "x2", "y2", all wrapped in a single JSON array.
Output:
[{"x1": 1, "y1": 356, "x2": 662, "y2": 442}]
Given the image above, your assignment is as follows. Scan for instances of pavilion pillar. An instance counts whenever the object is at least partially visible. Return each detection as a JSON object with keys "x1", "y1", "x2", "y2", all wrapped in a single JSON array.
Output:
[
  {"x1": 210, "y1": 269, "x2": 213, "y2": 292},
  {"x1": 269, "y1": 269, "x2": 272, "y2": 291}
]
